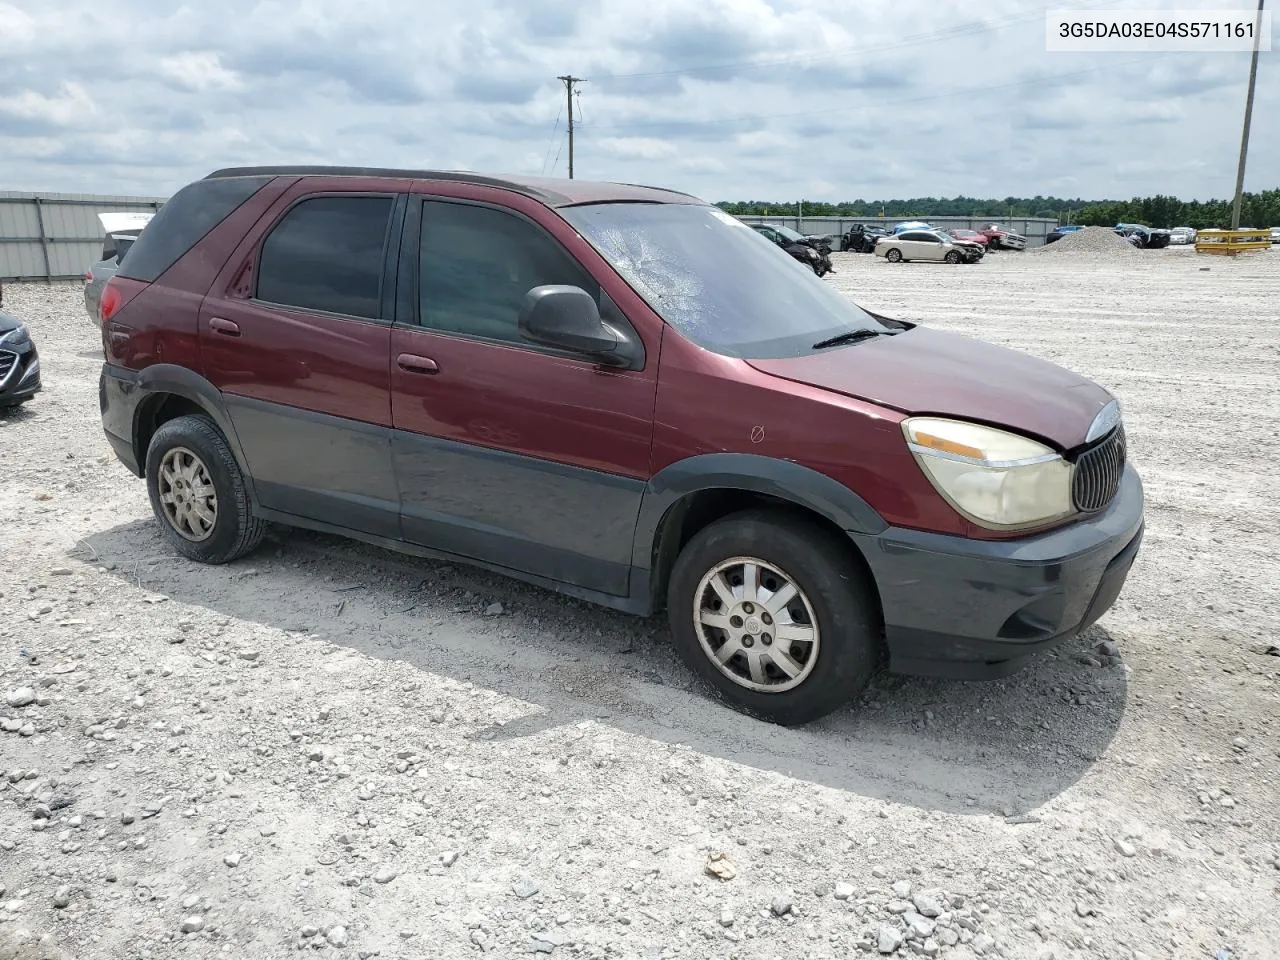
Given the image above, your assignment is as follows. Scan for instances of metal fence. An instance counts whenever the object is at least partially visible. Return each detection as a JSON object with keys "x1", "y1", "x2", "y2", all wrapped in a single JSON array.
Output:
[
  {"x1": 0, "y1": 191, "x2": 167, "y2": 282},
  {"x1": 736, "y1": 215, "x2": 1061, "y2": 247}
]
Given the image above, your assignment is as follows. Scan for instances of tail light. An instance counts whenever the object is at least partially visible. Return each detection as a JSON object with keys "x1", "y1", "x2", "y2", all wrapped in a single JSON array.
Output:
[
  {"x1": 83, "y1": 270, "x2": 92, "y2": 282},
  {"x1": 99, "y1": 277, "x2": 125, "y2": 324}
]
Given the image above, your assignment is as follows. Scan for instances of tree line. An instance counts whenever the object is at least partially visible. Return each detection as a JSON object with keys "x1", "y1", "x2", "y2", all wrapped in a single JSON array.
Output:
[{"x1": 715, "y1": 189, "x2": 1280, "y2": 229}]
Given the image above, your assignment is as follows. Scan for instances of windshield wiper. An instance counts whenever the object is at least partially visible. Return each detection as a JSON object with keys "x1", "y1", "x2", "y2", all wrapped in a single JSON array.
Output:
[{"x1": 812, "y1": 329, "x2": 894, "y2": 350}]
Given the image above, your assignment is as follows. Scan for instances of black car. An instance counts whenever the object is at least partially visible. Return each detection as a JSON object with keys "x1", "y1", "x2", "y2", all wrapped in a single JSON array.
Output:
[
  {"x1": 1115, "y1": 223, "x2": 1171, "y2": 249},
  {"x1": 749, "y1": 223, "x2": 835, "y2": 276},
  {"x1": 0, "y1": 303, "x2": 41, "y2": 409},
  {"x1": 841, "y1": 223, "x2": 890, "y2": 253}
]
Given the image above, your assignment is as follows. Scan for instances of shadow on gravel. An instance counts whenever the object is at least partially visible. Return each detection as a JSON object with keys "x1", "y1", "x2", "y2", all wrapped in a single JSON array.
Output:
[{"x1": 81, "y1": 519, "x2": 1128, "y2": 817}]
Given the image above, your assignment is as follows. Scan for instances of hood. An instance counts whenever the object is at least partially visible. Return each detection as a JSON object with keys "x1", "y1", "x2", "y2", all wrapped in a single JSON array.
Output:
[
  {"x1": 0, "y1": 311, "x2": 26, "y2": 334},
  {"x1": 747, "y1": 326, "x2": 1113, "y2": 450}
]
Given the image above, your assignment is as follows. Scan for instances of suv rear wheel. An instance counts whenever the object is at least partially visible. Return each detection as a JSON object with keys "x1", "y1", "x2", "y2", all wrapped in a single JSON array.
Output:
[
  {"x1": 145, "y1": 414, "x2": 266, "y2": 564},
  {"x1": 667, "y1": 510, "x2": 879, "y2": 725}
]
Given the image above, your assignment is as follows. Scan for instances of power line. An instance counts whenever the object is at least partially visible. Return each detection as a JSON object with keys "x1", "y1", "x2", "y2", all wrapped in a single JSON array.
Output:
[
  {"x1": 585, "y1": 54, "x2": 1173, "y2": 132},
  {"x1": 592, "y1": 0, "x2": 1128, "y2": 83},
  {"x1": 539, "y1": 102, "x2": 563, "y2": 177}
]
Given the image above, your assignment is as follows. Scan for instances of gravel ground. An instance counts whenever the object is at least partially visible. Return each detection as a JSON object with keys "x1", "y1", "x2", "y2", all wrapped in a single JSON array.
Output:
[{"x1": 1, "y1": 249, "x2": 1278, "y2": 960}]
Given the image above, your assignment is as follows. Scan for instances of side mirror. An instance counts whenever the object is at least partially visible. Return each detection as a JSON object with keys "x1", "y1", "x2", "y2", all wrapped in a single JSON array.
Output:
[{"x1": 519, "y1": 285, "x2": 639, "y2": 368}]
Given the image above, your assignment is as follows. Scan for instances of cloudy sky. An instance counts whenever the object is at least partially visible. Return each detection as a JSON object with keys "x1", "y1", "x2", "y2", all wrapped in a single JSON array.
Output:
[{"x1": 0, "y1": 0, "x2": 1274, "y2": 202}]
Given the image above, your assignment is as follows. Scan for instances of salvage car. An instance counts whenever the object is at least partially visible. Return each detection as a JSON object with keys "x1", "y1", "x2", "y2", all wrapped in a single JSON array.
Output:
[
  {"x1": 946, "y1": 228, "x2": 990, "y2": 248},
  {"x1": 1044, "y1": 225, "x2": 1083, "y2": 245},
  {"x1": 840, "y1": 223, "x2": 889, "y2": 253},
  {"x1": 875, "y1": 229, "x2": 980, "y2": 264},
  {"x1": 98, "y1": 166, "x2": 1143, "y2": 725},
  {"x1": 750, "y1": 223, "x2": 834, "y2": 276},
  {"x1": 84, "y1": 211, "x2": 154, "y2": 324},
  {"x1": 0, "y1": 296, "x2": 41, "y2": 410},
  {"x1": 977, "y1": 224, "x2": 1027, "y2": 251},
  {"x1": 1114, "y1": 223, "x2": 1171, "y2": 249}
]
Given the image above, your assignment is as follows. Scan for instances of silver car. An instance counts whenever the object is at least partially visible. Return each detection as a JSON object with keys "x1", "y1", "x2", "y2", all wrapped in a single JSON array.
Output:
[
  {"x1": 83, "y1": 212, "x2": 153, "y2": 324},
  {"x1": 1169, "y1": 227, "x2": 1197, "y2": 245},
  {"x1": 874, "y1": 229, "x2": 977, "y2": 264}
]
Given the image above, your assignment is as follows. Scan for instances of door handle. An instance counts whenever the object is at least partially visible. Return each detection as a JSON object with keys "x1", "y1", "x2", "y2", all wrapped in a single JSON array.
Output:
[
  {"x1": 209, "y1": 317, "x2": 241, "y2": 337},
  {"x1": 397, "y1": 353, "x2": 439, "y2": 375}
]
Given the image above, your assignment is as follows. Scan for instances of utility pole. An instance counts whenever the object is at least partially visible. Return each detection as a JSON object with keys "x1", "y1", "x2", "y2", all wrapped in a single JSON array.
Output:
[
  {"x1": 1230, "y1": 0, "x2": 1265, "y2": 229},
  {"x1": 557, "y1": 75, "x2": 585, "y2": 178}
]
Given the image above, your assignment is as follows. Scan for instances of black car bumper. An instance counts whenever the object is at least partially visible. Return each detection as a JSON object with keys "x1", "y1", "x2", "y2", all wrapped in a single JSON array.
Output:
[
  {"x1": 100, "y1": 363, "x2": 144, "y2": 475},
  {"x1": 850, "y1": 466, "x2": 1144, "y2": 680},
  {"x1": 0, "y1": 342, "x2": 40, "y2": 405}
]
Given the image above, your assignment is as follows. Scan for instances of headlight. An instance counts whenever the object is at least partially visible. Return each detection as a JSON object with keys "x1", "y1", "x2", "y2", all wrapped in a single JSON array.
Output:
[
  {"x1": 0, "y1": 324, "x2": 30, "y2": 347},
  {"x1": 903, "y1": 417, "x2": 1073, "y2": 529},
  {"x1": 804, "y1": 247, "x2": 818, "y2": 259}
]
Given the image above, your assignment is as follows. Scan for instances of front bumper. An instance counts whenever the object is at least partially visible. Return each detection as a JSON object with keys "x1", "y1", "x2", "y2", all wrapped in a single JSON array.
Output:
[
  {"x1": 851, "y1": 466, "x2": 1144, "y2": 680},
  {"x1": 0, "y1": 344, "x2": 40, "y2": 404}
]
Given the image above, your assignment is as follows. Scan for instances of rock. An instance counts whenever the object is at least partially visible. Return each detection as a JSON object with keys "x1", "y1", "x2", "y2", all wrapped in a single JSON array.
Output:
[
  {"x1": 374, "y1": 866, "x2": 397, "y2": 884},
  {"x1": 1113, "y1": 837, "x2": 1137, "y2": 858},
  {"x1": 52, "y1": 886, "x2": 71, "y2": 908},
  {"x1": 1094, "y1": 639, "x2": 1119, "y2": 658},
  {"x1": 719, "y1": 907, "x2": 734, "y2": 927},
  {"x1": 470, "y1": 929, "x2": 490, "y2": 952},
  {"x1": 301, "y1": 925, "x2": 319, "y2": 939},
  {"x1": 181, "y1": 916, "x2": 205, "y2": 933},
  {"x1": 912, "y1": 893, "x2": 943, "y2": 918},
  {"x1": 878, "y1": 924, "x2": 903, "y2": 954},
  {"x1": 770, "y1": 896, "x2": 793, "y2": 917},
  {"x1": 939, "y1": 928, "x2": 960, "y2": 947},
  {"x1": 973, "y1": 932, "x2": 996, "y2": 955},
  {"x1": 705, "y1": 852, "x2": 736, "y2": 881},
  {"x1": 223, "y1": 853, "x2": 241, "y2": 867},
  {"x1": 871, "y1": 866, "x2": 888, "y2": 879},
  {"x1": 1075, "y1": 901, "x2": 1093, "y2": 917},
  {"x1": 892, "y1": 880, "x2": 913, "y2": 899},
  {"x1": 1231, "y1": 736, "x2": 1248, "y2": 750},
  {"x1": 5, "y1": 687, "x2": 35, "y2": 708},
  {"x1": 236, "y1": 650, "x2": 260, "y2": 661},
  {"x1": 908, "y1": 915, "x2": 936, "y2": 939},
  {"x1": 887, "y1": 900, "x2": 911, "y2": 915},
  {"x1": 512, "y1": 877, "x2": 540, "y2": 899},
  {"x1": 834, "y1": 882, "x2": 855, "y2": 900},
  {"x1": 326, "y1": 926, "x2": 349, "y2": 947},
  {"x1": 921, "y1": 938, "x2": 940, "y2": 957},
  {"x1": 484, "y1": 602, "x2": 504, "y2": 616},
  {"x1": 440, "y1": 850, "x2": 460, "y2": 867}
]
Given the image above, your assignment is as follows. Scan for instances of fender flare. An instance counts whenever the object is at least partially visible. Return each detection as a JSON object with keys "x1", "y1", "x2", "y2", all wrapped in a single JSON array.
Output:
[
  {"x1": 129, "y1": 364, "x2": 252, "y2": 482},
  {"x1": 630, "y1": 453, "x2": 888, "y2": 574}
]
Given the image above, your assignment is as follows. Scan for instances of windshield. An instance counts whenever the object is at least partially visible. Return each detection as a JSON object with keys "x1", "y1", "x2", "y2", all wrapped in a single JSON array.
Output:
[
  {"x1": 773, "y1": 225, "x2": 805, "y2": 242},
  {"x1": 561, "y1": 203, "x2": 890, "y2": 358}
]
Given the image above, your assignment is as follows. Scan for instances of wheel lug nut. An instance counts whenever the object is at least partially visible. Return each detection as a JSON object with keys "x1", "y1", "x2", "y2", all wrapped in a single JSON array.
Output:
[
  {"x1": 742, "y1": 637, "x2": 754, "y2": 648},
  {"x1": 761, "y1": 634, "x2": 772, "y2": 646},
  {"x1": 762, "y1": 613, "x2": 773, "y2": 625},
  {"x1": 742, "y1": 602, "x2": 754, "y2": 614},
  {"x1": 729, "y1": 616, "x2": 743, "y2": 628}
]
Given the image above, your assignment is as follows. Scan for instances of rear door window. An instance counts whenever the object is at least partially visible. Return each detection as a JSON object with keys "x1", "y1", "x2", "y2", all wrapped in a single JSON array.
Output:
[{"x1": 256, "y1": 195, "x2": 394, "y2": 319}]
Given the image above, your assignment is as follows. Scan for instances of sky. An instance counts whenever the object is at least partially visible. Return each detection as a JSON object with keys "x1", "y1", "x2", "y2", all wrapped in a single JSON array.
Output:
[{"x1": 0, "y1": 0, "x2": 1274, "y2": 202}]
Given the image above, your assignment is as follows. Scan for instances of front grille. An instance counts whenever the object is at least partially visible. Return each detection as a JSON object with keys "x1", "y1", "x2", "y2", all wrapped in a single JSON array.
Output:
[
  {"x1": 1072, "y1": 426, "x2": 1126, "y2": 512},
  {"x1": 0, "y1": 351, "x2": 16, "y2": 387}
]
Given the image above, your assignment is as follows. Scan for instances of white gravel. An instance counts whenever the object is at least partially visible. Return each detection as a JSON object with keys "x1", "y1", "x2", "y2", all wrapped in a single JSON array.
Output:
[
  {"x1": 1029, "y1": 226, "x2": 1139, "y2": 256},
  {"x1": 1, "y1": 251, "x2": 1278, "y2": 959}
]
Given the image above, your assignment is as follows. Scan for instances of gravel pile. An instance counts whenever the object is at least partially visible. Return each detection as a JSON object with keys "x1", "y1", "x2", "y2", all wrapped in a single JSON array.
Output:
[{"x1": 1032, "y1": 226, "x2": 1137, "y2": 256}]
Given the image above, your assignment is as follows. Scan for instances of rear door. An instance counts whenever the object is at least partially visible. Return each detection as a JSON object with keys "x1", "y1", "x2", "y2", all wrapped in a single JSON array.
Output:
[
  {"x1": 387, "y1": 186, "x2": 661, "y2": 597},
  {"x1": 200, "y1": 178, "x2": 408, "y2": 538}
]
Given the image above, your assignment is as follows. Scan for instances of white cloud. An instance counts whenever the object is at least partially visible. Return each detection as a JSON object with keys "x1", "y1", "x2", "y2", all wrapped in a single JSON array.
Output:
[
  {"x1": 157, "y1": 52, "x2": 243, "y2": 92},
  {"x1": 595, "y1": 137, "x2": 678, "y2": 160},
  {"x1": 0, "y1": 83, "x2": 97, "y2": 126}
]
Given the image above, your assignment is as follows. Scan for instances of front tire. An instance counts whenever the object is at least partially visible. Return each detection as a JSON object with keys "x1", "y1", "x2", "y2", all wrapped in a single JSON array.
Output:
[
  {"x1": 145, "y1": 415, "x2": 266, "y2": 564},
  {"x1": 666, "y1": 510, "x2": 879, "y2": 726},
  {"x1": 945, "y1": 250, "x2": 962, "y2": 264}
]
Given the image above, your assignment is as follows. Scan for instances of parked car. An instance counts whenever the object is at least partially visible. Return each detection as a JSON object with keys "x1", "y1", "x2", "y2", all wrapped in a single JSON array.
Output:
[
  {"x1": 0, "y1": 297, "x2": 41, "y2": 410},
  {"x1": 977, "y1": 224, "x2": 1027, "y2": 251},
  {"x1": 98, "y1": 166, "x2": 1143, "y2": 725},
  {"x1": 84, "y1": 212, "x2": 155, "y2": 324},
  {"x1": 875, "y1": 229, "x2": 981, "y2": 264},
  {"x1": 946, "y1": 228, "x2": 990, "y2": 248},
  {"x1": 1168, "y1": 227, "x2": 1197, "y2": 245},
  {"x1": 1270, "y1": 226, "x2": 1280, "y2": 244},
  {"x1": 840, "y1": 223, "x2": 890, "y2": 253},
  {"x1": 1114, "y1": 223, "x2": 1171, "y2": 249},
  {"x1": 750, "y1": 223, "x2": 834, "y2": 276},
  {"x1": 1044, "y1": 225, "x2": 1084, "y2": 245}
]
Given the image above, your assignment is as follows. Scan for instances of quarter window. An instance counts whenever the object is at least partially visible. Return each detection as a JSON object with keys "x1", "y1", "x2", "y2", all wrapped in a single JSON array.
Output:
[
  {"x1": 257, "y1": 196, "x2": 393, "y2": 319},
  {"x1": 418, "y1": 201, "x2": 597, "y2": 344}
]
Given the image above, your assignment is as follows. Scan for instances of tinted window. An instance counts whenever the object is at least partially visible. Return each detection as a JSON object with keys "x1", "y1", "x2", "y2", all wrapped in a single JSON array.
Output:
[
  {"x1": 562, "y1": 203, "x2": 890, "y2": 359},
  {"x1": 418, "y1": 201, "x2": 597, "y2": 343},
  {"x1": 257, "y1": 196, "x2": 393, "y2": 319},
  {"x1": 118, "y1": 176, "x2": 269, "y2": 282},
  {"x1": 900, "y1": 232, "x2": 932, "y2": 242}
]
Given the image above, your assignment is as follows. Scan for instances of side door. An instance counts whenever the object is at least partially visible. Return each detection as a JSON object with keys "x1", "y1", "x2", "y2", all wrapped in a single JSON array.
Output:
[
  {"x1": 388, "y1": 190, "x2": 660, "y2": 597},
  {"x1": 199, "y1": 180, "x2": 408, "y2": 538}
]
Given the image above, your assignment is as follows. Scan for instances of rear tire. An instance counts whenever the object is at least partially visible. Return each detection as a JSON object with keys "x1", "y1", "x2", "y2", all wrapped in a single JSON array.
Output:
[
  {"x1": 145, "y1": 414, "x2": 266, "y2": 564},
  {"x1": 885, "y1": 248, "x2": 902, "y2": 263},
  {"x1": 666, "y1": 510, "x2": 879, "y2": 726}
]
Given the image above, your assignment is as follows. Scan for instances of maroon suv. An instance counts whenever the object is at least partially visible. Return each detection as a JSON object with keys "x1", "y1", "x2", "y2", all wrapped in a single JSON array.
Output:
[{"x1": 99, "y1": 167, "x2": 1143, "y2": 725}]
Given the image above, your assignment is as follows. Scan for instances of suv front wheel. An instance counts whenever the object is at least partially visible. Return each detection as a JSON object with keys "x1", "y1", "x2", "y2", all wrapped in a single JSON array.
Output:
[
  {"x1": 145, "y1": 414, "x2": 266, "y2": 564},
  {"x1": 667, "y1": 510, "x2": 879, "y2": 725}
]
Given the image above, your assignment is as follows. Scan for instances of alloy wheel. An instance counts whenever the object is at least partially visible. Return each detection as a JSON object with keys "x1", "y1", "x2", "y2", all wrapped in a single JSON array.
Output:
[{"x1": 692, "y1": 556, "x2": 820, "y2": 693}]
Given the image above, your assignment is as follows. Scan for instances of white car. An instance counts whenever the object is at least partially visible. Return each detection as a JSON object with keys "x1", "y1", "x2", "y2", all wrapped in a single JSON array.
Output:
[
  {"x1": 1270, "y1": 227, "x2": 1280, "y2": 245},
  {"x1": 875, "y1": 229, "x2": 980, "y2": 264},
  {"x1": 1169, "y1": 227, "x2": 1196, "y2": 245}
]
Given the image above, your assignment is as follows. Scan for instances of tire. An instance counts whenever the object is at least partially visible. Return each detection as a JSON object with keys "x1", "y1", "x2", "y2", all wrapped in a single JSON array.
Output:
[
  {"x1": 666, "y1": 509, "x2": 880, "y2": 726},
  {"x1": 885, "y1": 248, "x2": 902, "y2": 263},
  {"x1": 945, "y1": 250, "x2": 961, "y2": 264},
  {"x1": 145, "y1": 414, "x2": 266, "y2": 564}
]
